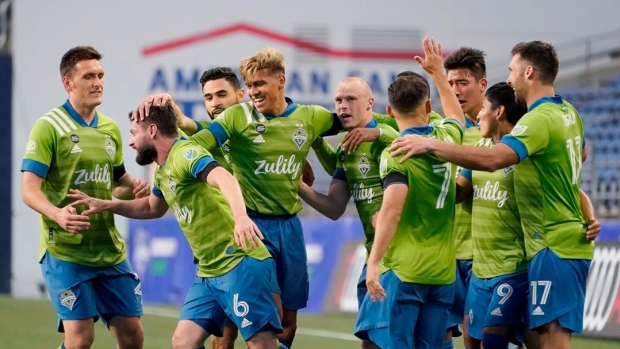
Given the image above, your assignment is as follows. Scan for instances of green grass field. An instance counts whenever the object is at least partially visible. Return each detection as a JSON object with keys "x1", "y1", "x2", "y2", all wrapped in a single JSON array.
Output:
[{"x1": 1, "y1": 296, "x2": 619, "y2": 348}]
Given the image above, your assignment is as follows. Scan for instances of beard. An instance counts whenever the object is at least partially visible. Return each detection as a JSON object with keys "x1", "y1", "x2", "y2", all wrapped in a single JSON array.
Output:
[{"x1": 135, "y1": 144, "x2": 158, "y2": 166}]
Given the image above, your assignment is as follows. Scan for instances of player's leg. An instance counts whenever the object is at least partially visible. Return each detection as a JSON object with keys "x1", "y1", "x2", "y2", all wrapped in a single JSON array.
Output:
[
  {"x1": 93, "y1": 259, "x2": 144, "y2": 349},
  {"x1": 528, "y1": 248, "x2": 590, "y2": 349},
  {"x1": 41, "y1": 251, "x2": 99, "y2": 349},
  {"x1": 174, "y1": 276, "x2": 225, "y2": 349},
  {"x1": 356, "y1": 265, "x2": 380, "y2": 349},
  {"x1": 210, "y1": 321, "x2": 239, "y2": 349},
  {"x1": 209, "y1": 256, "x2": 282, "y2": 348},
  {"x1": 414, "y1": 283, "x2": 454, "y2": 349},
  {"x1": 455, "y1": 260, "x2": 474, "y2": 348},
  {"x1": 462, "y1": 314, "x2": 480, "y2": 349}
]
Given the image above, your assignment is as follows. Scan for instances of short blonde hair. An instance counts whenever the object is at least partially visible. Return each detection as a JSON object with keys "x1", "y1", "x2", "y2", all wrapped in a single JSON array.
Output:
[{"x1": 239, "y1": 48, "x2": 285, "y2": 82}]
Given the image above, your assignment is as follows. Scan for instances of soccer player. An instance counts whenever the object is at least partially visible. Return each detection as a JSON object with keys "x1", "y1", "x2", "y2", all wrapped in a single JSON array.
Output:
[
  {"x1": 297, "y1": 77, "x2": 399, "y2": 349},
  {"x1": 68, "y1": 103, "x2": 284, "y2": 349},
  {"x1": 457, "y1": 82, "x2": 529, "y2": 349},
  {"x1": 20, "y1": 46, "x2": 149, "y2": 349},
  {"x1": 138, "y1": 48, "x2": 338, "y2": 348},
  {"x1": 443, "y1": 47, "x2": 487, "y2": 348},
  {"x1": 388, "y1": 41, "x2": 595, "y2": 349},
  {"x1": 355, "y1": 37, "x2": 466, "y2": 349}
]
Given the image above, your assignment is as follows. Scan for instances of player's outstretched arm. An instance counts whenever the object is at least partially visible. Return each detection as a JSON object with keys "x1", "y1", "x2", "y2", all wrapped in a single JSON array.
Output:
[
  {"x1": 311, "y1": 137, "x2": 337, "y2": 176},
  {"x1": 298, "y1": 179, "x2": 351, "y2": 220},
  {"x1": 414, "y1": 37, "x2": 465, "y2": 128},
  {"x1": 205, "y1": 166, "x2": 264, "y2": 250},
  {"x1": 366, "y1": 182, "x2": 407, "y2": 302},
  {"x1": 68, "y1": 189, "x2": 168, "y2": 219},
  {"x1": 112, "y1": 172, "x2": 151, "y2": 200},
  {"x1": 22, "y1": 172, "x2": 90, "y2": 233},
  {"x1": 580, "y1": 189, "x2": 600, "y2": 241}
]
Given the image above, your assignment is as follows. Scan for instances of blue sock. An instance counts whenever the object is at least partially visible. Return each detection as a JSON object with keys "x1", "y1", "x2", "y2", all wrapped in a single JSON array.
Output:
[
  {"x1": 279, "y1": 339, "x2": 293, "y2": 349},
  {"x1": 482, "y1": 333, "x2": 509, "y2": 349},
  {"x1": 443, "y1": 339, "x2": 454, "y2": 349}
]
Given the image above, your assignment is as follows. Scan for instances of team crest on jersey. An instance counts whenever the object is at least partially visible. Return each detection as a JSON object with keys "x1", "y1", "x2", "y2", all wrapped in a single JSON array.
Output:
[
  {"x1": 222, "y1": 143, "x2": 231, "y2": 153},
  {"x1": 105, "y1": 138, "x2": 116, "y2": 159},
  {"x1": 292, "y1": 124, "x2": 307, "y2": 150},
  {"x1": 60, "y1": 290, "x2": 77, "y2": 311},
  {"x1": 503, "y1": 166, "x2": 514, "y2": 177},
  {"x1": 25, "y1": 140, "x2": 37, "y2": 154},
  {"x1": 168, "y1": 179, "x2": 177, "y2": 195},
  {"x1": 379, "y1": 158, "x2": 388, "y2": 177},
  {"x1": 358, "y1": 154, "x2": 370, "y2": 178},
  {"x1": 184, "y1": 148, "x2": 198, "y2": 161}
]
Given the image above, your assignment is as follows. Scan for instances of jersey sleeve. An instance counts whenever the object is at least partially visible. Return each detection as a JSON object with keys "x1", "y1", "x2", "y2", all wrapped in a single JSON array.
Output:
[
  {"x1": 20, "y1": 118, "x2": 56, "y2": 178},
  {"x1": 376, "y1": 123, "x2": 400, "y2": 148},
  {"x1": 310, "y1": 105, "x2": 336, "y2": 136},
  {"x1": 380, "y1": 149, "x2": 407, "y2": 183},
  {"x1": 191, "y1": 107, "x2": 239, "y2": 150},
  {"x1": 110, "y1": 122, "x2": 124, "y2": 168},
  {"x1": 436, "y1": 118, "x2": 464, "y2": 145},
  {"x1": 373, "y1": 112, "x2": 399, "y2": 130},
  {"x1": 499, "y1": 111, "x2": 548, "y2": 163},
  {"x1": 176, "y1": 144, "x2": 218, "y2": 182},
  {"x1": 428, "y1": 111, "x2": 444, "y2": 125},
  {"x1": 332, "y1": 146, "x2": 347, "y2": 182},
  {"x1": 311, "y1": 137, "x2": 337, "y2": 176}
]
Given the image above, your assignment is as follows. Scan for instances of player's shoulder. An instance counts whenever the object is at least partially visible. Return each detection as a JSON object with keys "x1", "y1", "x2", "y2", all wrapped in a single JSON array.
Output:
[{"x1": 297, "y1": 103, "x2": 331, "y2": 115}]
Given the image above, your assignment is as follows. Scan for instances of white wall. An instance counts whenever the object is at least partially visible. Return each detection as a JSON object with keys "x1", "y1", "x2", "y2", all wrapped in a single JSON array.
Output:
[{"x1": 12, "y1": 0, "x2": 620, "y2": 296}]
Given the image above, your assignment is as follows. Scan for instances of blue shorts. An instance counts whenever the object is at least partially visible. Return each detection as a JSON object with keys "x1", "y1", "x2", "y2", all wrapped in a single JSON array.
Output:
[
  {"x1": 357, "y1": 264, "x2": 367, "y2": 310},
  {"x1": 354, "y1": 270, "x2": 454, "y2": 349},
  {"x1": 450, "y1": 259, "x2": 472, "y2": 324},
  {"x1": 465, "y1": 271, "x2": 528, "y2": 342},
  {"x1": 40, "y1": 251, "x2": 143, "y2": 332},
  {"x1": 179, "y1": 256, "x2": 282, "y2": 341},
  {"x1": 528, "y1": 248, "x2": 591, "y2": 333},
  {"x1": 248, "y1": 210, "x2": 309, "y2": 311}
]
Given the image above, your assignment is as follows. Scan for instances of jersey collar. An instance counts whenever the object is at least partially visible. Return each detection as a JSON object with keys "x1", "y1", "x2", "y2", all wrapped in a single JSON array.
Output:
[
  {"x1": 263, "y1": 97, "x2": 298, "y2": 119},
  {"x1": 528, "y1": 95, "x2": 563, "y2": 112},
  {"x1": 465, "y1": 117, "x2": 477, "y2": 128},
  {"x1": 365, "y1": 119, "x2": 379, "y2": 128},
  {"x1": 400, "y1": 125, "x2": 433, "y2": 136},
  {"x1": 62, "y1": 100, "x2": 99, "y2": 128}
]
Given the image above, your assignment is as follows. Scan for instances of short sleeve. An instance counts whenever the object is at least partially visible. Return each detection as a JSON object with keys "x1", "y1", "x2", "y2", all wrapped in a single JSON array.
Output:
[
  {"x1": 500, "y1": 111, "x2": 548, "y2": 162},
  {"x1": 379, "y1": 149, "x2": 406, "y2": 181},
  {"x1": 373, "y1": 112, "x2": 399, "y2": 130},
  {"x1": 332, "y1": 146, "x2": 347, "y2": 182},
  {"x1": 436, "y1": 118, "x2": 464, "y2": 145},
  {"x1": 110, "y1": 122, "x2": 124, "y2": 168},
  {"x1": 20, "y1": 119, "x2": 56, "y2": 178},
  {"x1": 310, "y1": 105, "x2": 336, "y2": 136}
]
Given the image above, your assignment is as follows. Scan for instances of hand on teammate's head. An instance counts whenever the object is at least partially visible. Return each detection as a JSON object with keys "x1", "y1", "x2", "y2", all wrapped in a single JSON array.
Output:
[{"x1": 132, "y1": 93, "x2": 176, "y2": 121}]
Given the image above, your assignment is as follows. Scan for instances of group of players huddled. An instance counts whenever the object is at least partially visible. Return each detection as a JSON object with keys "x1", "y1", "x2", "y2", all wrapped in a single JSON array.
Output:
[{"x1": 21, "y1": 36, "x2": 600, "y2": 349}]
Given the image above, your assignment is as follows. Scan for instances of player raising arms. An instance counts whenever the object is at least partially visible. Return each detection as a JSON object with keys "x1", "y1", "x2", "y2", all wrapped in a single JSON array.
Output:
[
  {"x1": 389, "y1": 41, "x2": 597, "y2": 349},
  {"x1": 21, "y1": 46, "x2": 149, "y2": 349},
  {"x1": 69, "y1": 103, "x2": 284, "y2": 349},
  {"x1": 355, "y1": 37, "x2": 466, "y2": 349}
]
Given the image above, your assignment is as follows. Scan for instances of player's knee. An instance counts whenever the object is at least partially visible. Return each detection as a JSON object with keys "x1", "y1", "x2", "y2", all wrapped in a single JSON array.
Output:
[
  {"x1": 481, "y1": 333, "x2": 509, "y2": 349},
  {"x1": 64, "y1": 336, "x2": 94, "y2": 349},
  {"x1": 211, "y1": 336, "x2": 236, "y2": 349},
  {"x1": 172, "y1": 331, "x2": 202, "y2": 349},
  {"x1": 360, "y1": 340, "x2": 380, "y2": 349}
]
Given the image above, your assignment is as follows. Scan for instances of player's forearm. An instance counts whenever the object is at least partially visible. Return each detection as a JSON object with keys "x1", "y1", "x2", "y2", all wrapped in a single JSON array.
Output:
[
  {"x1": 22, "y1": 187, "x2": 61, "y2": 221},
  {"x1": 112, "y1": 173, "x2": 135, "y2": 200},
  {"x1": 367, "y1": 206, "x2": 401, "y2": 266},
  {"x1": 298, "y1": 183, "x2": 345, "y2": 220},
  {"x1": 190, "y1": 129, "x2": 218, "y2": 151},
  {"x1": 579, "y1": 189, "x2": 595, "y2": 221},
  {"x1": 209, "y1": 169, "x2": 248, "y2": 219},
  {"x1": 427, "y1": 140, "x2": 502, "y2": 172},
  {"x1": 429, "y1": 72, "x2": 466, "y2": 127},
  {"x1": 311, "y1": 138, "x2": 337, "y2": 176},
  {"x1": 106, "y1": 197, "x2": 164, "y2": 219},
  {"x1": 178, "y1": 116, "x2": 198, "y2": 136}
]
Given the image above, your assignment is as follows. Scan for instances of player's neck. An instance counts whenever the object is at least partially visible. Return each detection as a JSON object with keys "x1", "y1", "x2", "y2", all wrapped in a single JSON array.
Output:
[
  {"x1": 465, "y1": 102, "x2": 482, "y2": 123},
  {"x1": 155, "y1": 137, "x2": 178, "y2": 166},
  {"x1": 270, "y1": 96, "x2": 289, "y2": 116},
  {"x1": 394, "y1": 112, "x2": 428, "y2": 131},
  {"x1": 526, "y1": 85, "x2": 556, "y2": 109},
  {"x1": 68, "y1": 98, "x2": 96, "y2": 124}
]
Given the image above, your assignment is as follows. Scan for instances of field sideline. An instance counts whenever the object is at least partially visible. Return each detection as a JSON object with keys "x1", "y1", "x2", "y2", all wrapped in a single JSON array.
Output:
[{"x1": 1, "y1": 296, "x2": 619, "y2": 348}]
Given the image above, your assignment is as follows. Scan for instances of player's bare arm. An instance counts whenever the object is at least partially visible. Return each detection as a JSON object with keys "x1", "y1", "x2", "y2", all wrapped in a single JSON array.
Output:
[
  {"x1": 68, "y1": 188, "x2": 168, "y2": 219},
  {"x1": 298, "y1": 179, "x2": 351, "y2": 220},
  {"x1": 455, "y1": 174, "x2": 473, "y2": 204},
  {"x1": 389, "y1": 136, "x2": 519, "y2": 171},
  {"x1": 22, "y1": 172, "x2": 90, "y2": 234},
  {"x1": 580, "y1": 189, "x2": 600, "y2": 241},
  {"x1": 341, "y1": 128, "x2": 381, "y2": 154},
  {"x1": 205, "y1": 166, "x2": 264, "y2": 250},
  {"x1": 415, "y1": 37, "x2": 466, "y2": 128},
  {"x1": 112, "y1": 172, "x2": 151, "y2": 200},
  {"x1": 311, "y1": 137, "x2": 337, "y2": 176},
  {"x1": 366, "y1": 183, "x2": 407, "y2": 302}
]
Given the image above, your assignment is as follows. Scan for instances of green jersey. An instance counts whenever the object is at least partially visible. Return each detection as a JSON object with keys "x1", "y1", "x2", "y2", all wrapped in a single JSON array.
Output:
[
  {"x1": 195, "y1": 120, "x2": 233, "y2": 173},
  {"x1": 454, "y1": 119, "x2": 482, "y2": 260},
  {"x1": 379, "y1": 119, "x2": 464, "y2": 285},
  {"x1": 461, "y1": 139, "x2": 527, "y2": 279},
  {"x1": 500, "y1": 96, "x2": 593, "y2": 260},
  {"x1": 190, "y1": 101, "x2": 334, "y2": 215},
  {"x1": 334, "y1": 121, "x2": 399, "y2": 255},
  {"x1": 152, "y1": 139, "x2": 271, "y2": 277},
  {"x1": 21, "y1": 101, "x2": 126, "y2": 267}
]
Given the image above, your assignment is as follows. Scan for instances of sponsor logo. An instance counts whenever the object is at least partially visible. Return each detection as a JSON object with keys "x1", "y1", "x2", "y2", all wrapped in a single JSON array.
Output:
[
  {"x1": 256, "y1": 124, "x2": 266, "y2": 134},
  {"x1": 253, "y1": 134, "x2": 265, "y2": 143},
  {"x1": 472, "y1": 180, "x2": 510, "y2": 208},
  {"x1": 70, "y1": 134, "x2": 80, "y2": 143},
  {"x1": 491, "y1": 307, "x2": 503, "y2": 316},
  {"x1": 351, "y1": 183, "x2": 375, "y2": 204},
  {"x1": 255, "y1": 154, "x2": 302, "y2": 179},
  {"x1": 532, "y1": 306, "x2": 545, "y2": 316},
  {"x1": 74, "y1": 164, "x2": 111, "y2": 189},
  {"x1": 26, "y1": 140, "x2": 38, "y2": 154},
  {"x1": 184, "y1": 148, "x2": 198, "y2": 160},
  {"x1": 241, "y1": 318, "x2": 253, "y2": 328},
  {"x1": 70, "y1": 144, "x2": 82, "y2": 154},
  {"x1": 171, "y1": 202, "x2": 192, "y2": 224},
  {"x1": 511, "y1": 125, "x2": 527, "y2": 136}
]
